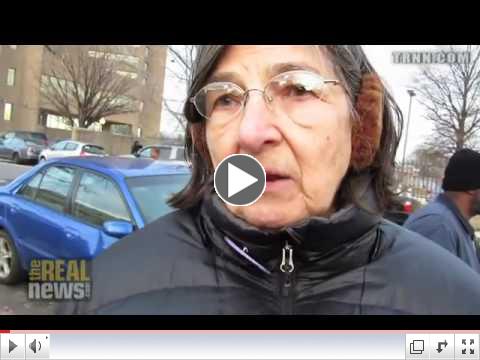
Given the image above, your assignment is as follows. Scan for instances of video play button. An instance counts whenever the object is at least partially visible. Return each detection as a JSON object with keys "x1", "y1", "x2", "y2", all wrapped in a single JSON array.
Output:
[
  {"x1": 9, "y1": 340, "x2": 17, "y2": 353},
  {"x1": 1, "y1": 334, "x2": 25, "y2": 359},
  {"x1": 214, "y1": 154, "x2": 266, "y2": 206}
]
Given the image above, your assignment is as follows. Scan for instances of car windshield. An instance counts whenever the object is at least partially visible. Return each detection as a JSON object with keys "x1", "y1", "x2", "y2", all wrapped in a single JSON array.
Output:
[
  {"x1": 83, "y1": 145, "x2": 106, "y2": 155},
  {"x1": 126, "y1": 174, "x2": 190, "y2": 225}
]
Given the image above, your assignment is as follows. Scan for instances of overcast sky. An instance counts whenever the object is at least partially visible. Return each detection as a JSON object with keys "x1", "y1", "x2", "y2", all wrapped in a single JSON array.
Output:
[{"x1": 160, "y1": 45, "x2": 439, "y2": 161}]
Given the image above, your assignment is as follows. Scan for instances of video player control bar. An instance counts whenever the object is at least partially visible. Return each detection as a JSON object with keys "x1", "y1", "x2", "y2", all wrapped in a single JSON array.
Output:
[{"x1": 1, "y1": 332, "x2": 478, "y2": 359}]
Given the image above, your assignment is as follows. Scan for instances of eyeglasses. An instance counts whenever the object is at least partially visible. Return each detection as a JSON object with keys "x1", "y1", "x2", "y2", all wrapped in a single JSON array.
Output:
[{"x1": 190, "y1": 70, "x2": 341, "y2": 125}]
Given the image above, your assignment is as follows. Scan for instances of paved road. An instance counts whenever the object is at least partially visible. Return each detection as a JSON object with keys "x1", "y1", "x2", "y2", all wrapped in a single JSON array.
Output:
[
  {"x1": 0, "y1": 160, "x2": 57, "y2": 315},
  {"x1": 0, "y1": 160, "x2": 32, "y2": 185}
]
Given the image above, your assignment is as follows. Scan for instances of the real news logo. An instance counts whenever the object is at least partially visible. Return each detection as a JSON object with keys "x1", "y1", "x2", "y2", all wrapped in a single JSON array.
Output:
[{"x1": 27, "y1": 259, "x2": 91, "y2": 301}]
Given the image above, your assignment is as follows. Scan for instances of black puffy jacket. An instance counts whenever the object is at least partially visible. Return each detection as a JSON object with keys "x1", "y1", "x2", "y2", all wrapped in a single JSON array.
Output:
[{"x1": 60, "y1": 181, "x2": 480, "y2": 315}]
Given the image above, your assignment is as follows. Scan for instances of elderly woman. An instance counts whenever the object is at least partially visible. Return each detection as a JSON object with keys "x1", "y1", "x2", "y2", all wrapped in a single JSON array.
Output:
[{"x1": 63, "y1": 45, "x2": 480, "y2": 314}]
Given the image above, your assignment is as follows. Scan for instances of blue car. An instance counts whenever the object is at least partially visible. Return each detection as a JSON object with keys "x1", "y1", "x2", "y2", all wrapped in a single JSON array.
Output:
[{"x1": 0, "y1": 157, "x2": 190, "y2": 284}]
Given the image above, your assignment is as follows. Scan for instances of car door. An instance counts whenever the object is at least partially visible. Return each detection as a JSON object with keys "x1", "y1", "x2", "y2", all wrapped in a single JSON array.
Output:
[
  {"x1": 0, "y1": 133, "x2": 15, "y2": 158},
  {"x1": 63, "y1": 142, "x2": 80, "y2": 157},
  {"x1": 68, "y1": 170, "x2": 135, "y2": 257},
  {"x1": 0, "y1": 137, "x2": 6, "y2": 159},
  {"x1": 48, "y1": 141, "x2": 68, "y2": 159},
  {"x1": 1, "y1": 137, "x2": 18, "y2": 159},
  {"x1": 7, "y1": 165, "x2": 78, "y2": 267}
]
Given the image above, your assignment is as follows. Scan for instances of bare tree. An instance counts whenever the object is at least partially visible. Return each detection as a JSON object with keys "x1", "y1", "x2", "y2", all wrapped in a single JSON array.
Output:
[
  {"x1": 413, "y1": 45, "x2": 480, "y2": 155},
  {"x1": 40, "y1": 45, "x2": 142, "y2": 129},
  {"x1": 410, "y1": 143, "x2": 449, "y2": 179},
  {"x1": 163, "y1": 45, "x2": 197, "y2": 131}
]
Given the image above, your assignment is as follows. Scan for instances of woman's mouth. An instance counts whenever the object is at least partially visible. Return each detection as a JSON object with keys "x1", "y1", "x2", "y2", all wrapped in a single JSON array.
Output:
[{"x1": 265, "y1": 171, "x2": 293, "y2": 192}]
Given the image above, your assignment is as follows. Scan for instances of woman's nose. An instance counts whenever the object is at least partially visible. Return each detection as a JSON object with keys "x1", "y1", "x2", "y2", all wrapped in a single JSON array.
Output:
[{"x1": 237, "y1": 92, "x2": 282, "y2": 155}]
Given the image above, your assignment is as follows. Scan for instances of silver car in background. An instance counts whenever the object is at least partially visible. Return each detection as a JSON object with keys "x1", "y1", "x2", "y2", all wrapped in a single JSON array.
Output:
[{"x1": 39, "y1": 140, "x2": 107, "y2": 161}]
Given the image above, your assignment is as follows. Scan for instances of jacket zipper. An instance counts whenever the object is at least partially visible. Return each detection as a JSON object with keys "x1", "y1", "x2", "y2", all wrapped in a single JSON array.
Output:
[{"x1": 279, "y1": 240, "x2": 295, "y2": 313}]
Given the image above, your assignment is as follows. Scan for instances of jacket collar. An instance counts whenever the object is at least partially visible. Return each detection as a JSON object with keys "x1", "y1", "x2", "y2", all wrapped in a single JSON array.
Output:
[
  {"x1": 199, "y1": 174, "x2": 384, "y2": 272},
  {"x1": 437, "y1": 193, "x2": 475, "y2": 238}
]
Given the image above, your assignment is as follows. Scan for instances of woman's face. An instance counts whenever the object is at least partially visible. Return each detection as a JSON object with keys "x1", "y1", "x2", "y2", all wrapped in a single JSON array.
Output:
[{"x1": 204, "y1": 45, "x2": 353, "y2": 229}]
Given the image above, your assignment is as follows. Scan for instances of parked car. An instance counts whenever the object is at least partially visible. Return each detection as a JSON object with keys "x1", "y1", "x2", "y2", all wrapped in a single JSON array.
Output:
[
  {"x1": 0, "y1": 156, "x2": 191, "y2": 284},
  {"x1": 39, "y1": 140, "x2": 107, "y2": 162},
  {"x1": 0, "y1": 131, "x2": 49, "y2": 146},
  {"x1": 0, "y1": 132, "x2": 48, "y2": 164},
  {"x1": 384, "y1": 195, "x2": 423, "y2": 225}
]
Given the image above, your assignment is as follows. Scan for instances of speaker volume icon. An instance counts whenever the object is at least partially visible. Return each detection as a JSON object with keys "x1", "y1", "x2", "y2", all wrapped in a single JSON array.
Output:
[{"x1": 29, "y1": 339, "x2": 42, "y2": 354}]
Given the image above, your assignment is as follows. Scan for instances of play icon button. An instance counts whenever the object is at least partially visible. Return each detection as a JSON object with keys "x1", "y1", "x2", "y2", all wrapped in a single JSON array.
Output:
[
  {"x1": 214, "y1": 154, "x2": 266, "y2": 206},
  {"x1": 9, "y1": 340, "x2": 17, "y2": 353},
  {"x1": 227, "y1": 163, "x2": 258, "y2": 198},
  {"x1": 1, "y1": 334, "x2": 25, "y2": 359}
]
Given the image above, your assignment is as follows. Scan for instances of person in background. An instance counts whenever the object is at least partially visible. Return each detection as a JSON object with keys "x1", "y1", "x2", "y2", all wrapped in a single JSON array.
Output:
[
  {"x1": 404, "y1": 148, "x2": 480, "y2": 273},
  {"x1": 151, "y1": 147, "x2": 160, "y2": 160},
  {"x1": 131, "y1": 140, "x2": 142, "y2": 154}
]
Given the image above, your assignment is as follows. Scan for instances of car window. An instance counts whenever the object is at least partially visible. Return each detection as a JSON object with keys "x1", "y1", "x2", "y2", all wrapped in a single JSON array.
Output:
[
  {"x1": 127, "y1": 174, "x2": 190, "y2": 224},
  {"x1": 82, "y1": 145, "x2": 105, "y2": 155},
  {"x1": 35, "y1": 166, "x2": 75, "y2": 212},
  {"x1": 15, "y1": 138, "x2": 25, "y2": 147},
  {"x1": 25, "y1": 138, "x2": 45, "y2": 146},
  {"x1": 29, "y1": 133, "x2": 48, "y2": 141},
  {"x1": 158, "y1": 147, "x2": 172, "y2": 161},
  {"x1": 65, "y1": 143, "x2": 79, "y2": 151},
  {"x1": 6, "y1": 138, "x2": 23, "y2": 147},
  {"x1": 72, "y1": 172, "x2": 131, "y2": 227},
  {"x1": 53, "y1": 141, "x2": 67, "y2": 151},
  {"x1": 18, "y1": 172, "x2": 44, "y2": 200},
  {"x1": 138, "y1": 147, "x2": 152, "y2": 158},
  {"x1": 18, "y1": 133, "x2": 46, "y2": 145},
  {"x1": 175, "y1": 149, "x2": 185, "y2": 161},
  {"x1": 3, "y1": 138, "x2": 14, "y2": 147},
  {"x1": 4, "y1": 133, "x2": 14, "y2": 140}
]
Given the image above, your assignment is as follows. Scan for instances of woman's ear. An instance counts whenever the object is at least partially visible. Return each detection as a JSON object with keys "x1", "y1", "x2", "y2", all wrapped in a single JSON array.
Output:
[{"x1": 350, "y1": 73, "x2": 384, "y2": 171}]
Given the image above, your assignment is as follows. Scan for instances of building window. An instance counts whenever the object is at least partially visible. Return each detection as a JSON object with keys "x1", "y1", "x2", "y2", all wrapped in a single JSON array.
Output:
[
  {"x1": 88, "y1": 51, "x2": 140, "y2": 66},
  {"x1": 137, "y1": 128, "x2": 142, "y2": 137},
  {"x1": 8, "y1": 45, "x2": 17, "y2": 50},
  {"x1": 110, "y1": 124, "x2": 132, "y2": 136},
  {"x1": 116, "y1": 70, "x2": 138, "y2": 80},
  {"x1": 139, "y1": 101, "x2": 144, "y2": 112},
  {"x1": 4, "y1": 103, "x2": 13, "y2": 121},
  {"x1": 7, "y1": 68, "x2": 16, "y2": 87}
]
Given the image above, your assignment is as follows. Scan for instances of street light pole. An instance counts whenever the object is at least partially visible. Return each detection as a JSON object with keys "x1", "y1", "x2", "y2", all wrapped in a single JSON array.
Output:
[{"x1": 402, "y1": 89, "x2": 416, "y2": 173}]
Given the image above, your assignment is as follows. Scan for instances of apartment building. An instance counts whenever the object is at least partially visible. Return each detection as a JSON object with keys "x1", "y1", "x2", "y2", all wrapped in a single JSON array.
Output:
[{"x1": 0, "y1": 45, "x2": 167, "y2": 139}]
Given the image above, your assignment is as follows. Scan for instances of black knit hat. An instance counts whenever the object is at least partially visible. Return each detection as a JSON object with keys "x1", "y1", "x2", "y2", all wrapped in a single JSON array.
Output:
[{"x1": 442, "y1": 149, "x2": 480, "y2": 191}]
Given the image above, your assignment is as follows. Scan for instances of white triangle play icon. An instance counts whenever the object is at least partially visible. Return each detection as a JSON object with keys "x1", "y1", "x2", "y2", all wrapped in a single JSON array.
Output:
[{"x1": 228, "y1": 162, "x2": 258, "y2": 198}]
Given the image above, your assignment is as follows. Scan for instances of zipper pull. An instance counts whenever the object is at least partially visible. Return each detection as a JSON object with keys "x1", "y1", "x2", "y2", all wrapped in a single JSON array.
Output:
[{"x1": 280, "y1": 242, "x2": 294, "y2": 273}]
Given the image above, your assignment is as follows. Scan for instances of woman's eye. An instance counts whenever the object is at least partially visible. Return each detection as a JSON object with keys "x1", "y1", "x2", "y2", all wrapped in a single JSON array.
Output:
[
  {"x1": 285, "y1": 84, "x2": 316, "y2": 98},
  {"x1": 218, "y1": 96, "x2": 234, "y2": 106},
  {"x1": 215, "y1": 94, "x2": 240, "y2": 108}
]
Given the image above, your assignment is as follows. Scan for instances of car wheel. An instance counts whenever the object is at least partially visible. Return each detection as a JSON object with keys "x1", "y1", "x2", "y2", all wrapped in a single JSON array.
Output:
[
  {"x1": 0, "y1": 230, "x2": 25, "y2": 285},
  {"x1": 12, "y1": 153, "x2": 21, "y2": 164},
  {"x1": 39, "y1": 157, "x2": 46, "y2": 163}
]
